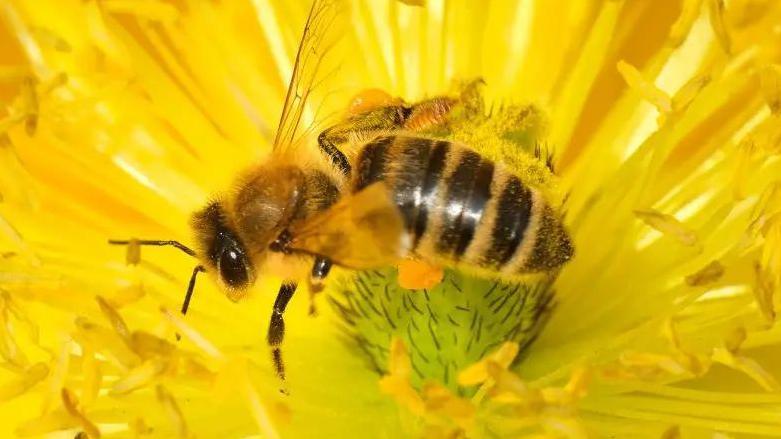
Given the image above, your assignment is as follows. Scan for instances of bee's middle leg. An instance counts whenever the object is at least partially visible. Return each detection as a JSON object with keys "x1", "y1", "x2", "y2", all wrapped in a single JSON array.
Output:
[{"x1": 267, "y1": 281, "x2": 297, "y2": 386}]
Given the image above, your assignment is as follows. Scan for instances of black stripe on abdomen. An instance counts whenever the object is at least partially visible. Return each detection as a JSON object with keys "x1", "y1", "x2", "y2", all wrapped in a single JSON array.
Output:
[
  {"x1": 353, "y1": 136, "x2": 393, "y2": 191},
  {"x1": 483, "y1": 176, "x2": 532, "y2": 267},
  {"x1": 522, "y1": 205, "x2": 574, "y2": 272},
  {"x1": 413, "y1": 141, "x2": 449, "y2": 247},
  {"x1": 454, "y1": 158, "x2": 494, "y2": 257},
  {"x1": 435, "y1": 150, "x2": 481, "y2": 256},
  {"x1": 391, "y1": 137, "x2": 433, "y2": 230}
]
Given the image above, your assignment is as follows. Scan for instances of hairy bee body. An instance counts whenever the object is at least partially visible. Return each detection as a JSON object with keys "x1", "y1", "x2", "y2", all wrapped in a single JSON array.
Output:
[{"x1": 351, "y1": 135, "x2": 572, "y2": 278}]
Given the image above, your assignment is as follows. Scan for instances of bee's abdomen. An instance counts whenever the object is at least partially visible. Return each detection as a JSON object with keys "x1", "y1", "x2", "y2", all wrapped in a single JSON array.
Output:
[{"x1": 352, "y1": 135, "x2": 572, "y2": 274}]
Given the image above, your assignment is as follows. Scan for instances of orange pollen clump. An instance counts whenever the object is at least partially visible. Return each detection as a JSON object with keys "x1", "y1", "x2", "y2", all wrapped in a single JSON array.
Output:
[
  {"x1": 397, "y1": 259, "x2": 445, "y2": 290},
  {"x1": 346, "y1": 88, "x2": 403, "y2": 116}
]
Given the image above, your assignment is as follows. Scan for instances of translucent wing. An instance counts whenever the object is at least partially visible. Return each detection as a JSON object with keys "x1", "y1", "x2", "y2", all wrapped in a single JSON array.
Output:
[
  {"x1": 273, "y1": 0, "x2": 343, "y2": 153},
  {"x1": 288, "y1": 183, "x2": 405, "y2": 269}
]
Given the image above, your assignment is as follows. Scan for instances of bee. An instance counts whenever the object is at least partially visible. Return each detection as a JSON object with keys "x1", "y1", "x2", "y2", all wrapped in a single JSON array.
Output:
[{"x1": 110, "y1": 0, "x2": 573, "y2": 384}]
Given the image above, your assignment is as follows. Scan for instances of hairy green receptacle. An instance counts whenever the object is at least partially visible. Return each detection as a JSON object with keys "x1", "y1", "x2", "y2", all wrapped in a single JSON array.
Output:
[{"x1": 329, "y1": 269, "x2": 554, "y2": 390}]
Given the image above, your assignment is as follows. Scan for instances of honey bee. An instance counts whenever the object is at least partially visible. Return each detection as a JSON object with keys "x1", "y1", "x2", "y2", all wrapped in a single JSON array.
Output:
[{"x1": 110, "y1": 0, "x2": 573, "y2": 384}]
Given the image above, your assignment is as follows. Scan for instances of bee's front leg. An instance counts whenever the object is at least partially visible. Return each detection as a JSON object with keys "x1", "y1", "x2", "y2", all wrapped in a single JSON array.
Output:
[
  {"x1": 307, "y1": 256, "x2": 332, "y2": 316},
  {"x1": 267, "y1": 281, "x2": 297, "y2": 389}
]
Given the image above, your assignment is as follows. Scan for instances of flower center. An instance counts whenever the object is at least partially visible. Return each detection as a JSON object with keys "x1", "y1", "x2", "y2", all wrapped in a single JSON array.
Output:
[{"x1": 330, "y1": 269, "x2": 555, "y2": 390}]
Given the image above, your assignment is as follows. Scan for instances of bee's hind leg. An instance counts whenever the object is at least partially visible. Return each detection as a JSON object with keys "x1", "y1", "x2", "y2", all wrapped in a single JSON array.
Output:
[
  {"x1": 316, "y1": 105, "x2": 409, "y2": 176},
  {"x1": 267, "y1": 281, "x2": 297, "y2": 391},
  {"x1": 318, "y1": 129, "x2": 352, "y2": 176},
  {"x1": 307, "y1": 256, "x2": 332, "y2": 316}
]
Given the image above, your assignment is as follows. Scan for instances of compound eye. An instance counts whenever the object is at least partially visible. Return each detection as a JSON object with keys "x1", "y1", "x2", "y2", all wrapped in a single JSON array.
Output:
[{"x1": 218, "y1": 246, "x2": 250, "y2": 289}]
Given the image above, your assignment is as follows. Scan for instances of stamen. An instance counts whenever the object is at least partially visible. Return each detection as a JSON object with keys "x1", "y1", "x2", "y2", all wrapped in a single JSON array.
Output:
[
  {"x1": 685, "y1": 260, "x2": 725, "y2": 286},
  {"x1": 759, "y1": 65, "x2": 781, "y2": 116},
  {"x1": 101, "y1": 0, "x2": 179, "y2": 22},
  {"x1": 0, "y1": 291, "x2": 28, "y2": 367},
  {"x1": 19, "y1": 77, "x2": 38, "y2": 136},
  {"x1": 617, "y1": 60, "x2": 672, "y2": 125},
  {"x1": 0, "y1": 362, "x2": 48, "y2": 401},
  {"x1": 110, "y1": 358, "x2": 168, "y2": 395},
  {"x1": 129, "y1": 331, "x2": 175, "y2": 359},
  {"x1": 712, "y1": 348, "x2": 781, "y2": 392},
  {"x1": 706, "y1": 0, "x2": 732, "y2": 54},
  {"x1": 752, "y1": 262, "x2": 776, "y2": 323},
  {"x1": 214, "y1": 357, "x2": 282, "y2": 439},
  {"x1": 457, "y1": 342, "x2": 519, "y2": 386},
  {"x1": 80, "y1": 348, "x2": 101, "y2": 408},
  {"x1": 672, "y1": 75, "x2": 711, "y2": 113},
  {"x1": 131, "y1": 418, "x2": 153, "y2": 437},
  {"x1": 420, "y1": 383, "x2": 475, "y2": 430},
  {"x1": 61, "y1": 388, "x2": 101, "y2": 439},
  {"x1": 380, "y1": 338, "x2": 479, "y2": 433},
  {"x1": 669, "y1": 0, "x2": 704, "y2": 48},
  {"x1": 379, "y1": 338, "x2": 425, "y2": 416},
  {"x1": 74, "y1": 318, "x2": 140, "y2": 370},
  {"x1": 96, "y1": 296, "x2": 130, "y2": 341},
  {"x1": 42, "y1": 340, "x2": 72, "y2": 414},
  {"x1": 634, "y1": 209, "x2": 699, "y2": 248},
  {"x1": 156, "y1": 385, "x2": 189, "y2": 438},
  {"x1": 160, "y1": 307, "x2": 223, "y2": 360},
  {"x1": 14, "y1": 410, "x2": 77, "y2": 436}
]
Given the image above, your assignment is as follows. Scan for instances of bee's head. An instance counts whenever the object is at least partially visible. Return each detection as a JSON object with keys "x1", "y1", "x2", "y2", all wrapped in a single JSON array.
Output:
[
  {"x1": 191, "y1": 165, "x2": 305, "y2": 299},
  {"x1": 191, "y1": 201, "x2": 255, "y2": 300}
]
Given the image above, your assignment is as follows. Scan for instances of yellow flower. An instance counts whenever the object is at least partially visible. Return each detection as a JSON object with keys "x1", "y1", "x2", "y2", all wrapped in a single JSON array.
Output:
[{"x1": 1, "y1": 0, "x2": 781, "y2": 438}]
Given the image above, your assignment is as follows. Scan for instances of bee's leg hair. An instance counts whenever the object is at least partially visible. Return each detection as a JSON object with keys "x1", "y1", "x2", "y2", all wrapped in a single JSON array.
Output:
[
  {"x1": 316, "y1": 106, "x2": 411, "y2": 176},
  {"x1": 307, "y1": 256, "x2": 332, "y2": 316},
  {"x1": 317, "y1": 129, "x2": 352, "y2": 175},
  {"x1": 267, "y1": 281, "x2": 297, "y2": 389}
]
